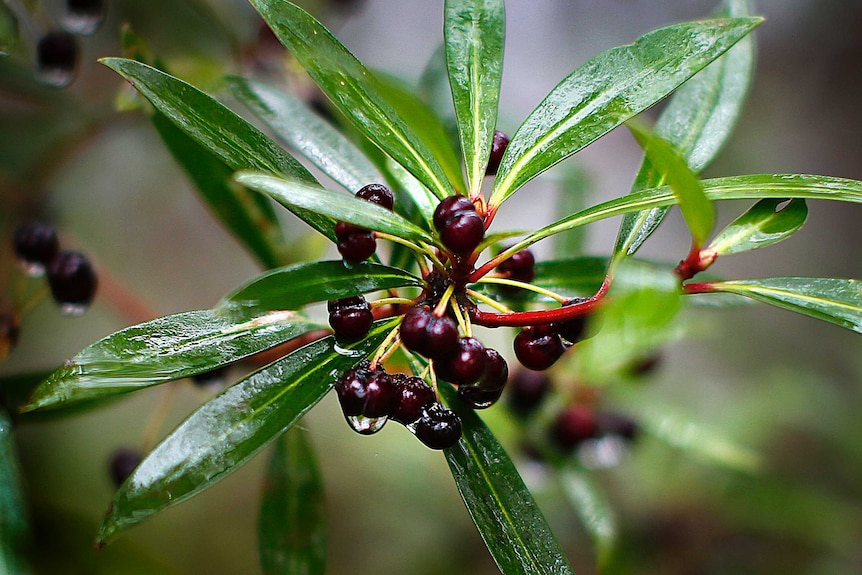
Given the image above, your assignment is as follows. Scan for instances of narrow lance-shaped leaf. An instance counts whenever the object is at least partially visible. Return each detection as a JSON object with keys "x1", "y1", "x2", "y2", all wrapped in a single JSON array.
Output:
[
  {"x1": 259, "y1": 429, "x2": 326, "y2": 575},
  {"x1": 489, "y1": 17, "x2": 762, "y2": 207},
  {"x1": 0, "y1": 410, "x2": 30, "y2": 575},
  {"x1": 445, "y1": 0, "x2": 505, "y2": 196},
  {"x1": 97, "y1": 319, "x2": 398, "y2": 545},
  {"x1": 439, "y1": 384, "x2": 575, "y2": 575},
  {"x1": 557, "y1": 465, "x2": 617, "y2": 570},
  {"x1": 615, "y1": 0, "x2": 756, "y2": 257},
  {"x1": 24, "y1": 310, "x2": 323, "y2": 411},
  {"x1": 699, "y1": 278, "x2": 862, "y2": 333},
  {"x1": 219, "y1": 260, "x2": 422, "y2": 318},
  {"x1": 627, "y1": 121, "x2": 714, "y2": 248},
  {"x1": 235, "y1": 171, "x2": 438, "y2": 247},
  {"x1": 249, "y1": 0, "x2": 464, "y2": 199},
  {"x1": 152, "y1": 113, "x2": 289, "y2": 269},
  {"x1": 227, "y1": 76, "x2": 383, "y2": 194},
  {"x1": 706, "y1": 198, "x2": 807, "y2": 256}
]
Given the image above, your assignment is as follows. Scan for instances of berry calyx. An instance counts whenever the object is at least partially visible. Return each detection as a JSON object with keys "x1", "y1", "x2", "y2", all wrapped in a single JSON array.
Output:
[
  {"x1": 13, "y1": 222, "x2": 59, "y2": 270},
  {"x1": 328, "y1": 295, "x2": 373, "y2": 341},
  {"x1": 433, "y1": 196, "x2": 484, "y2": 256},
  {"x1": 486, "y1": 130, "x2": 510, "y2": 176},
  {"x1": 414, "y1": 404, "x2": 462, "y2": 450},
  {"x1": 398, "y1": 305, "x2": 458, "y2": 360},
  {"x1": 355, "y1": 183, "x2": 394, "y2": 211},
  {"x1": 47, "y1": 250, "x2": 97, "y2": 308},
  {"x1": 435, "y1": 336, "x2": 487, "y2": 386},
  {"x1": 390, "y1": 374, "x2": 436, "y2": 424},
  {"x1": 513, "y1": 325, "x2": 566, "y2": 371},
  {"x1": 552, "y1": 405, "x2": 599, "y2": 450},
  {"x1": 496, "y1": 248, "x2": 535, "y2": 284}
]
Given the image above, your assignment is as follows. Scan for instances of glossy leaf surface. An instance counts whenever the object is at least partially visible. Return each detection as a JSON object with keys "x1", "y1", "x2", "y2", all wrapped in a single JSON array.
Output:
[
  {"x1": 703, "y1": 278, "x2": 862, "y2": 333},
  {"x1": 0, "y1": 410, "x2": 29, "y2": 575},
  {"x1": 440, "y1": 384, "x2": 574, "y2": 575},
  {"x1": 98, "y1": 319, "x2": 397, "y2": 545},
  {"x1": 250, "y1": 0, "x2": 463, "y2": 199},
  {"x1": 628, "y1": 121, "x2": 713, "y2": 247},
  {"x1": 489, "y1": 17, "x2": 762, "y2": 206},
  {"x1": 25, "y1": 310, "x2": 322, "y2": 411},
  {"x1": 152, "y1": 113, "x2": 288, "y2": 269},
  {"x1": 558, "y1": 465, "x2": 617, "y2": 569},
  {"x1": 235, "y1": 171, "x2": 437, "y2": 246},
  {"x1": 707, "y1": 198, "x2": 807, "y2": 256},
  {"x1": 444, "y1": 0, "x2": 505, "y2": 195},
  {"x1": 615, "y1": 0, "x2": 755, "y2": 256},
  {"x1": 219, "y1": 260, "x2": 422, "y2": 318},
  {"x1": 259, "y1": 429, "x2": 326, "y2": 575},
  {"x1": 228, "y1": 76, "x2": 383, "y2": 194}
]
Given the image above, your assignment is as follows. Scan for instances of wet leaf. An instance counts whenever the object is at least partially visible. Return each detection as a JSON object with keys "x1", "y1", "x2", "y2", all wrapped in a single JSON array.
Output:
[
  {"x1": 249, "y1": 0, "x2": 463, "y2": 199},
  {"x1": 444, "y1": 0, "x2": 505, "y2": 195},
  {"x1": 440, "y1": 384, "x2": 574, "y2": 575},
  {"x1": 24, "y1": 310, "x2": 323, "y2": 411},
  {"x1": 259, "y1": 429, "x2": 326, "y2": 575},
  {"x1": 0, "y1": 409, "x2": 29, "y2": 575},
  {"x1": 489, "y1": 17, "x2": 762, "y2": 206},
  {"x1": 707, "y1": 198, "x2": 807, "y2": 256},
  {"x1": 97, "y1": 319, "x2": 397, "y2": 545},
  {"x1": 702, "y1": 277, "x2": 862, "y2": 333}
]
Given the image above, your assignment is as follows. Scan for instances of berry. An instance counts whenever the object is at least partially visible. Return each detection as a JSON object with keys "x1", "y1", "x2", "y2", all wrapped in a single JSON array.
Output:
[
  {"x1": 335, "y1": 224, "x2": 376, "y2": 262},
  {"x1": 47, "y1": 250, "x2": 97, "y2": 307},
  {"x1": 433, "y1": 196, "x2": 474, "y2": 231},
  {"x1": 513, "y1": 325, "x2": 566, "y2": 371},
  {"x1": 328, "y1": 295, "x2": 373, "y2": 341},
  {"x1": 433, "y1": 196, "x2": 485, "y2": 256},
  {"x1": 13, "y1": 222, "x2": 59, "y2": 268},
  {"x1": 506, "y1": 369, "x2": 550, "y2": 416},
  {"x1": 361, "y1": 370, "x2": 395, "y2": 417},
  {"x1": 109, "y1": 447, "x2": 142, "y2": 487},
  {"x1": 191, "y1": 365, "x2": 229, "y2": 388},
  {"x1": 457, "y1": 348, "x2": 508, "y2": 409},
  {"x1": 390, "y1": 374, "x2": 436, "y2": 424},
  {"x1": 596, "y1": 411, "x2": 638, "y2": 441},
  {"x1": 457, "y1": 385, "x2": 504, "y2": 410},
  {"x1": 399, "y1": 306, "x2": 458, "y2": 360},
  {"x1": 414, "y1": 404, "x2": 462, "y2": 450},
  {"x1": 555, "y1": 315, "x2": 588, "y2": 344},
  {"x1": 435, "y1": 337, "x2": 487, "y2": 386},
  {"x1": 37, "y1": 31, "x2": 78, "y2": 75},
  {"x1": 355, "y1": 183, "x2": 394, "y2": 211},
  {"x1": 486, "y1": 130, "x2": 509, "y2": 176},
  {"x1": 552, "y1": 405, "x2": 599, "y2": 450},
  {"x1": 335, "y1": 367, "x2": 368, "y2": 416},
  {"x1": 64, "y1": 0, "x2": 105, "y2": 35},
  {"x1": 334, "y1": 364, "x2": 394, "y2": 418},
  {"x1": 496, "y1": 248, "x2": 535, "y2": 284}
]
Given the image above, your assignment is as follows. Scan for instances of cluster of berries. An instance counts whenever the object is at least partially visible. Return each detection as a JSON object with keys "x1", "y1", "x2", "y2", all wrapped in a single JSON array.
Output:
[
  {"x1": 513, "y1": 310, "x2": 589, "y2": 371},
  {"x1": 335, "y1": 361, "x2": 461, "y2": 449},
  {"x1": 34, "y1": 0, "x2": 106, "y2": 87},
  {"x1": 335, "y1": 183, "x2": 394, "y2": 262},
  {"x1": 13, "y1": 222, "x2": 98, "y2": 312}
]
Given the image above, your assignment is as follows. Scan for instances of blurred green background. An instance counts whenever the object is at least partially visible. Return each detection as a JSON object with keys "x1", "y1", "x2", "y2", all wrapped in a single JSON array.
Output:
[{"x1": 1, "y1": 0, "x2": 861, "y2": 573}]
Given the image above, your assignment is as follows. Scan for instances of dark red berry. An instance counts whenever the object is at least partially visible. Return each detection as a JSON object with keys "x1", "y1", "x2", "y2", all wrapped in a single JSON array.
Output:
[
  {"x1": 336, "y1": 230, "x2": 376, "y2": 262},
  {"x1": 497, "y1": 248, "x2": 535, "y2": 283},
  {"x1": 335, "y1": 364, "x2": 394, "y2": 418},
  {"x1": 361, "y1": 370, "x2": 395, "y2": 417},
  {"x1": 47, "y1": 250, "x2": 97, "y2": 307},
  {"x1": 355, "y1": 183, "x2": 394, "y2": 211},
  {"x1": 555, "y1": 315, "x2": 588, "y2": 344},
  {"x1": 513, "y1": 325, "x2": 566, "y2": 371},
  {"x1": 328, "y1": 296, "x2": 373, "y2": 341},
  {"x1": 390, "y1": 374, "x2": 436, "y2": 424},
  {"x1": 399, "y1": 306, "x2": 458, "y2": 360},
  {"x1": 335, "y1": 367, "x2": 368, "y2": 416},
  {"x1": 37, "y1": 31, "x2": 78, "y2": 74},
  {"x1": 438, "y1": 210, "x2": 485, "y2": 256},
  {"x1": 65, "y1": 0, "x2": 105, "y2": 34},
  {"x1": 414, "y1": 404, "x2": 462, "y2": 450},
  {"x1": 552, "y1": 405, "x2": 599, "y2": 450},
  {"x1": 506, "y1": 369, "x2": 550, "y2": 416},
  {"x1": 13, "y1": 222, "x2": 59, "y2": 267},
  {"x1": 458, "y1": 385, "x2": 504, "y2": 410},
  {"x1": 486, "y1": 130, "x2": 509, "y2": 176},
  {"x1": 327, "y1": 295, "x2": 366, "y2": 313},
  {"x1": 596, "y1": 411, "x2": 638, "y2": 441},
  {"x1": 433, "y1": 196, "x2": 475, "y2": 231},
  {"x1": 109, "y1": 447, "x2": 142, "y2": 487},
  {"x1": 435, "y1": 337, "x2": 487, "y2": 386},
  {"x1": 457, "y1": 348, "x2": 508, "y2": 409}
]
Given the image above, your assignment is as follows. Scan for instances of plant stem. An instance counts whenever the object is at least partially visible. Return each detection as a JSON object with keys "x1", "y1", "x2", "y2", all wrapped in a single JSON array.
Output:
[{"x1": 476, "y1": 276, "x2": 569, "y2": 303}]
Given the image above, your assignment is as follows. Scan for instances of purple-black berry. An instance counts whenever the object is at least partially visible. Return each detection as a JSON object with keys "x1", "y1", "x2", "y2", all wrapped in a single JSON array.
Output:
[
  {"x1": 399, "y1": 306, "x2": 458, "y2": 360},
  {"x1": 414, "y1": 404, "x2": 462, "y2": 450},
  {"x1": 390, "y1": 374, "x2": 436, "y2": 424},
  {"x1": 109, "y1": 447, "x2": 142, "y2": 487},
  {"x1": 355, "y1": 183, "x2": 394, "y2": 211},
  {"x1": 13, "y1": 222, "x2": 60, "y2": 268},
  {"x1": 47, "y1": 250, "x2": 97, "y2": 308},
  {"x1": 435, "y1": 337, "x2": 487, "y2": 386},
  {"x1": 513, "y1": 325, "x2": 566, "y2": 371},
  {"x1": 506, "y1": 369, "x2": 550, "y2": 416},
  {"x1": 552, "y1": 405, "x2": 599, "y2": 450},
  {"x1": 433, "y1": 196, "x2": 484, "y2": 256},
  {"x1": 486, "y1": 130, "x2": 509, "y2": 176},
  {"x1": 328, "y1": 295, "x2": 373, "y2": 341}
]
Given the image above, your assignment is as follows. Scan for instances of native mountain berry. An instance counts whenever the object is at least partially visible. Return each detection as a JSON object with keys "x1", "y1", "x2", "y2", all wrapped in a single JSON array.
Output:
[
  {"x1": 47, "y1": 250, "x2": 97, "y2": 308},
  {"x1": 513, "y1": 324, "x2": 566, "y2": 371},
  {"x1": 552, "y1": 405, "x2": 599, "y2": 450},
  {"x1": 13, "y1": 222, "x2": 59, "y2": 271},
  {"x1": 414, "y1": 403, "x2": 462, "y2": 450},
  {"x1": 37, "y1": 31, "x2": 78, "y2": 75},
  {"x1": 355, "y1": 183, "x2": 394, "y2": 210},
  {"x1": 596, "y1": 410, "x2": 639, "y2": 441},
  {"x1": 398, "y1": 305, "x2": 459, "y2": 360},
  {"x1": 435, "y1": 336, "x2": 488, "y2": 386},
  {"x1": 433, "y1": 195, "x2": 485, "y2": 256},
  {"x1": 335, "y1": 183, "x2": 394, "y2": 262},
  {"x1": 389, "y1": 373, "x2": 436, "y2": 424},
  {"x1": 506, "y1": 369, "x2": 551, "y2": 417},
  {"x1": 497, "y1": 247, "x2": 535, "y2": 284},
  {"x1": 335, "y1": 361, "x2": 394, "y2": 418},
  {"x1": 328, "y1": 295, "x2": 374, "y2": 341},
  {"x1": 457, "y1": 348, "x2": 509, "y2": 409},
  {"x1": 486, "y1": 130, "x2": 510, "y2": 176},
  {"x1": 109, "y1": 447, "x2": 142, "y2": 487}
]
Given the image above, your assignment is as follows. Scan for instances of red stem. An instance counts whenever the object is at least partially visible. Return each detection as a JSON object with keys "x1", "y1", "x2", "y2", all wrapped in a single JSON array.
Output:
[{"x1": 681, "y1": 282, "x2": 718, "y2": 295}]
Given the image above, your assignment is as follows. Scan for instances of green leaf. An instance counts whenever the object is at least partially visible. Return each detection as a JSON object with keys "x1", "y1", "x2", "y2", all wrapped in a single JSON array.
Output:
[
  {"x1": 615, "y1": 0, "x2": 756, "y2": 257},
  {"x1": 0, "y1": 410, "x2": 29, "y2": 575},
  {"x1": 383, "y1": 157, "x2": 439, "y2": 227},
  {"x1": 489, "y1": 17, "x2": 762, "y2": 206},
  {"x1": 494, "y1": 174, "x2": 862, "y2": 259},
  {"x1": 219, "y1": 260, "x2": 422, "y2": 318},
  {"x1": 439, "y1": 384, "x2": 575, "y2": 575},
  {"x1": 97, "y1": 319, "x2": 397, "y2": 545},
  {"x1": 552, "y1": 166, "x2": 591, "y2": 258},
  {"x1": 258, "y1": 429, "x2": 326, "y2": 575},
  {"x1": 627, "y1": 121, "x2": 714, "y2": 247},
  {"x1": 444, "y1": 0, "x2": 505, "y2": 195},
  {"x1": 152, "y1": 113, "x2": 289, "y2": 269},
  {"x1": 702, "y1": 277, "x2": 862, "y2": 333},
  {"x1": 557, "y1": 465, "x2": 617, "y2": 570},
  {"x1": 707, "y1": 198, "x2": 808, "y2": 256},
  {"x1": 24, "y1": 310, "x2": 323, "y2": 412},
  {"x1": 235, "y1": 171, "x2": 437, "y2": 247},
  {"x1": 227, "y1": 76, "x2": 383, "y2": 194},
  {"x1": 250, "y1": 0, "x2": 463, "y2": 199}
]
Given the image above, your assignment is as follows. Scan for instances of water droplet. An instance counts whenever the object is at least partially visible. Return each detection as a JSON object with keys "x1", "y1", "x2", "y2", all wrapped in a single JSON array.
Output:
[
  {"x1": 333, "y1": 344, "x2": 362, "y2": 358},
  {"x1": 578, "y1": 436, "x2": 629, "y2": 469},
  {"x1": 59, "y1": 302, "x2": 89, "y2": 316},
  {"x1": 62, "y1": 11, "x2": 103, "y2": 35},
  {"x1": 18, "y1": 259, "x2": 46, "y2": 277},
  {"x1": 38, "y1": 65, "x2": 76, "y2": 88},
  {"x1": 346, "y1": 414, "x2": 388, "y2": 435}
]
